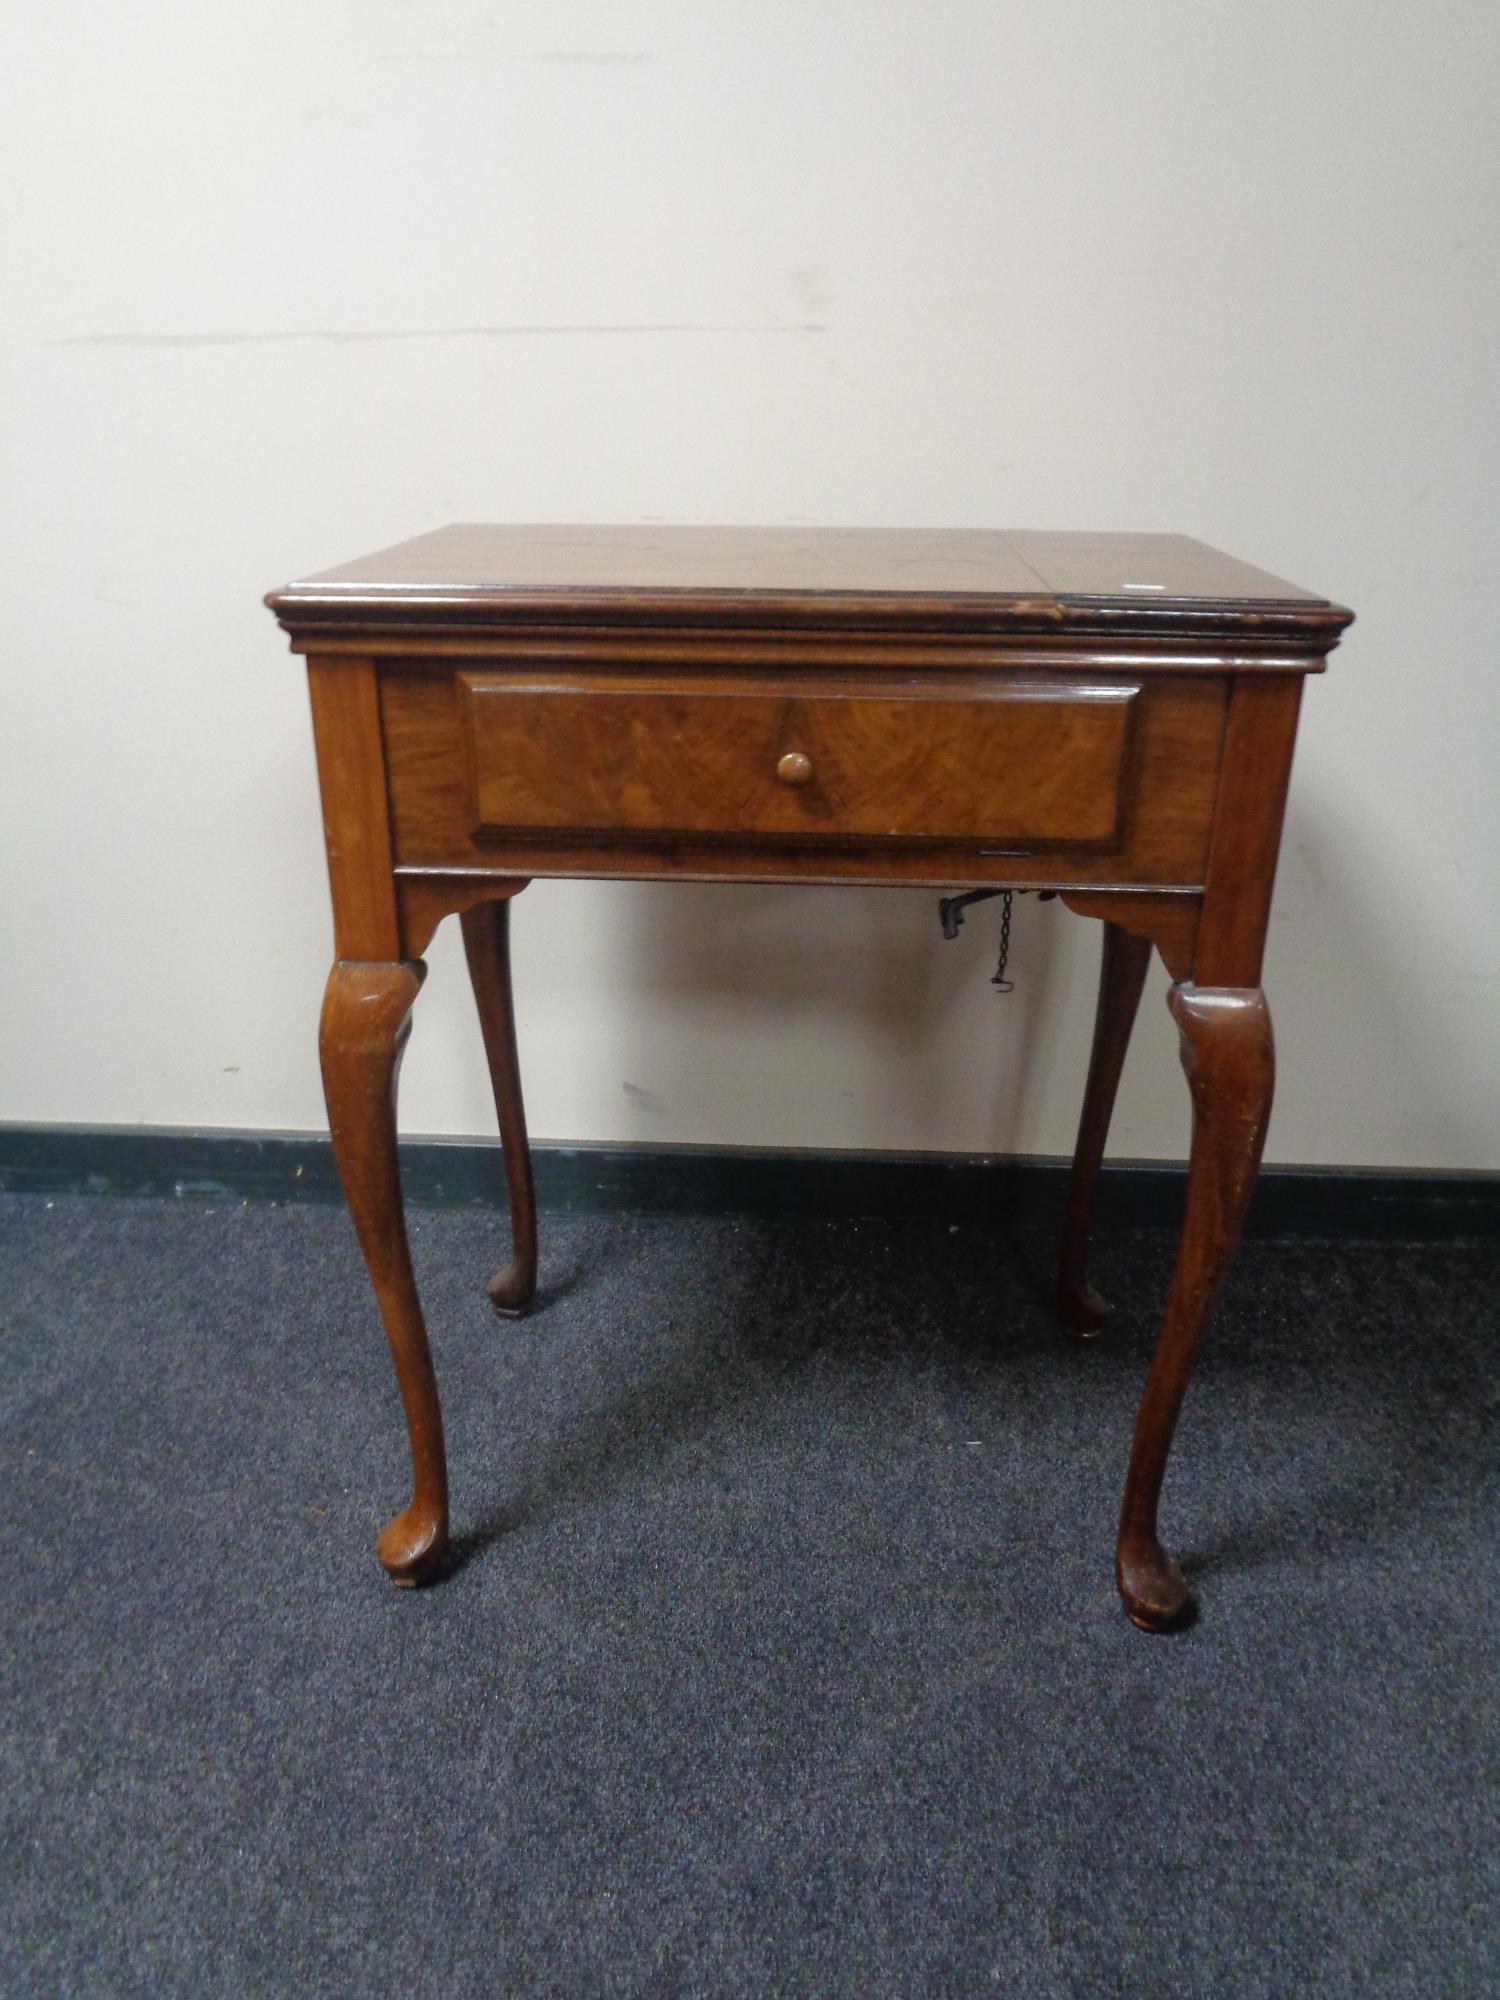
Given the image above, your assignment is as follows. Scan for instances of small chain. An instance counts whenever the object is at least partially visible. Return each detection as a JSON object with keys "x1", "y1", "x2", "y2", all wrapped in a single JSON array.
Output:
[
  {"x1": 991, "y1": 890, "x2": 1014, "y2": 993},
  {"x1": 937, "y1": 884, "x2": 1051, "y2": 993}
]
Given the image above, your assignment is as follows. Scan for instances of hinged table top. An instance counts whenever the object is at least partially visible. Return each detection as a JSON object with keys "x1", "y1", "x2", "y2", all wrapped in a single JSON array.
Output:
[{"x1": 268, "y1": 524, "x2": 1352, "y2": 650}]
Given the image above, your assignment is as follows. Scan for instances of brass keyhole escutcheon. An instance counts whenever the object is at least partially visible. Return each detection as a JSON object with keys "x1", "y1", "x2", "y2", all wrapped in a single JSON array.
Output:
[{"x1": 776, "y1": 750, "x2": 813, "y2": 788}]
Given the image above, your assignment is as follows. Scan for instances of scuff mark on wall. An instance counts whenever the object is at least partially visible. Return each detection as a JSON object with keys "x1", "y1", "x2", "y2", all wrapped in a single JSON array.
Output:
[
  {"x1": 528, "y1": 51, "x2": 653, "y2": 66},
  {"x1": 53, "y1": 323, "x2": 826, "y2": 348}
]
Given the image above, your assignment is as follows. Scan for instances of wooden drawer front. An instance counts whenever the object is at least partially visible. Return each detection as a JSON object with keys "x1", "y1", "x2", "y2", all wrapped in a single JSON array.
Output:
[{"x1": 458, "y1": 674, "x2": 1140, "y2": 847}]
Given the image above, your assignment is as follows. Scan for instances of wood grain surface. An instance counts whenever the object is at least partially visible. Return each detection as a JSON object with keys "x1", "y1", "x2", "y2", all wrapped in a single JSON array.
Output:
[
  {"x1": 383, "y1": 668, "x2": 1226, "y2": 889},
  {"x1": 459, "y1": 673, "x2": 1137, "y2": 847},
  {"x1": 268, "y1": 524, "x2": 1354, "y2": 649}
]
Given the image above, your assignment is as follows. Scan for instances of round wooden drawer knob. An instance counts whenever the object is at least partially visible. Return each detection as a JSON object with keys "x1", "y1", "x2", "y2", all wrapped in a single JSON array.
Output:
[{"x1": 776, "y1": 750, "x2": 814, "y2": 788}]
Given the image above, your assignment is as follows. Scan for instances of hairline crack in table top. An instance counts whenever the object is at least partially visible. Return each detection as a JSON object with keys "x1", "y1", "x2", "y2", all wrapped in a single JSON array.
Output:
[{"x1": 267, "y1": 525, "x2": 1353, "y2": 650}]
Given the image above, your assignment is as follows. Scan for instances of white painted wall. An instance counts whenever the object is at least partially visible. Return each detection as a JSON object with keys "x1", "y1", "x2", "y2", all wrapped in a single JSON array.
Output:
[{"x1": 2, "y1": 1, "x2": 1497, "y2": 1168}]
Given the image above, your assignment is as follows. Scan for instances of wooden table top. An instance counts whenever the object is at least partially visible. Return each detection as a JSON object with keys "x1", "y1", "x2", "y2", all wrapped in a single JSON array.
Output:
[{"x1": 268, "y1": 525, "x2": 1353, "y2": 645}]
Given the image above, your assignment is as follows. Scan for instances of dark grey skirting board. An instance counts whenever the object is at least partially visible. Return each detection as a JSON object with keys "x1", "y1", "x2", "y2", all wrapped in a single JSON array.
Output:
[{"x1": 1, "y1": 1123, "x2": 1495, "y2": 1239}]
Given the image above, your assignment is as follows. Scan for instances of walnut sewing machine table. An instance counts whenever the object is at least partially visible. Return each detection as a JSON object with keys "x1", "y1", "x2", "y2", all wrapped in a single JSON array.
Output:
[{"x1": 266, "y1": 525, "x2": 1353, "y2": 1630}]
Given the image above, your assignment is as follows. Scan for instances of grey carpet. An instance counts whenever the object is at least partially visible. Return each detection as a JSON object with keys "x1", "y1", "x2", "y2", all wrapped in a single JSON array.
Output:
[{"x1": 1, "y1": 1190, "x2": 1496, "y2": 1998}]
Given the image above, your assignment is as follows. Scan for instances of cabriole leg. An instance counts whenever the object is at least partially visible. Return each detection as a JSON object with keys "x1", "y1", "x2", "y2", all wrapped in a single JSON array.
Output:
[
  {"x1": 319, "y1": 959, "x2": 448, "y2": 1586},
  {"x1": 1058, "y1": 921, "x2": 1152, "y2": 1336},
  {"x1": 1116, "y1": 984, "x2": 1274, "y2": 1630},
  {"x1": 460, "y1": 898, "x2": 537, "y2": 1315}
]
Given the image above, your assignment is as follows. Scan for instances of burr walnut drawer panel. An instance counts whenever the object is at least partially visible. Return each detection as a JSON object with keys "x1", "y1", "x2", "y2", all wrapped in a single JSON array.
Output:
[
  {"x1": 455, "y1": 672, "x2": 1137, "y2": 846},
  {"x1": 379, "y1": 668, "x2": 1227, "y2": 884}
]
